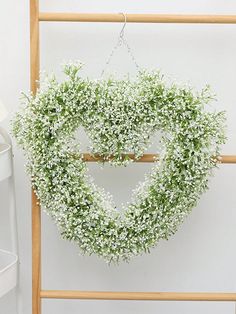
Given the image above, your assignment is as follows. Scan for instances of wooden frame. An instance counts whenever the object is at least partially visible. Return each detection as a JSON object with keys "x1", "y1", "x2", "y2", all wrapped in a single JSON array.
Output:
[{"x1": 30, "y1": 1, "x2": 236, "y2": 313}]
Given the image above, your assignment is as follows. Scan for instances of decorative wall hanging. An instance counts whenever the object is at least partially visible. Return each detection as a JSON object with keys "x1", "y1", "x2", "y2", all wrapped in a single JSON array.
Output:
[{"x1": 12, "y1": 62, "x2": 226, "y2": 263}]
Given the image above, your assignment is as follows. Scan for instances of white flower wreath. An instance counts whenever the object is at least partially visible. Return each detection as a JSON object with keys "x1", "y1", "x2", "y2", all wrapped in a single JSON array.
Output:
[{"x1": 13, "y1": 62, "x2": 226, "y2": 263}]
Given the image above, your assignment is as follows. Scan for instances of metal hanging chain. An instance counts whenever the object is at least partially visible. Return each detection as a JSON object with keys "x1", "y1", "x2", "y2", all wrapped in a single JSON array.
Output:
[{"x1": 100, "y1": 12, "x2": 140, "y2": 77}]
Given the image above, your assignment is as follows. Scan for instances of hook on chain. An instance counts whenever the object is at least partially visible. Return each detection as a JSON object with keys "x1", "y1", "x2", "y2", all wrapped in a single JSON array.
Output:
[{"x1": 119, "y1": 12, "x2": 127, "y2": 42}]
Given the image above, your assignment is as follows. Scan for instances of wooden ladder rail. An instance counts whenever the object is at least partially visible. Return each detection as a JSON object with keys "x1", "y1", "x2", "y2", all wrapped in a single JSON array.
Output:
[
  {"x1": 30, "y1": 1, "x2": 236, "y2": 313},
  {"x1": 30, "y1": 1, "x2": 41, "y2": 314}
]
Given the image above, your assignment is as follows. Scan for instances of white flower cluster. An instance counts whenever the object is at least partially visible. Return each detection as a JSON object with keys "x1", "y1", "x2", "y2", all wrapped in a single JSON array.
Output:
[{"x1": 12, "y1": 62, "x2": 226, "y2": 263}]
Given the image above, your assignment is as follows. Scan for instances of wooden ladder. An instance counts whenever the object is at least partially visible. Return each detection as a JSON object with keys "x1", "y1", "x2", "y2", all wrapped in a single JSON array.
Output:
[{"x1": 30, "y1": 1, "x2": 236, "y2": 313}]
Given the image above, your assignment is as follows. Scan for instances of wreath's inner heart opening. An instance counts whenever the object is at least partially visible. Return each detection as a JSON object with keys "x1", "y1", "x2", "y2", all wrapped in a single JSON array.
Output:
[{"x1": 75, "y1": 128, "x2": 163, "y2": 210}]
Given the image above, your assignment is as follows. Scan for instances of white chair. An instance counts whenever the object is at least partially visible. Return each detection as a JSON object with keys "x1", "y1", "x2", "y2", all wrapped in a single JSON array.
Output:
[{"x1": 0, "y1": 127, "x2": 19, "y2": 313}]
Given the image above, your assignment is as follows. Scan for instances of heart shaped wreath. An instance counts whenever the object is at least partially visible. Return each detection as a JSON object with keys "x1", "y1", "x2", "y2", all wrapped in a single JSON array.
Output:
[{"x1": 13, "y1": 62, "x2": 226, "y2": 263}]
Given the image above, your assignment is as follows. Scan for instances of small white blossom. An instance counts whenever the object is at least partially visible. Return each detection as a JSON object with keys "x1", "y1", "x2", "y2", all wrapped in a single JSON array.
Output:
[{"x1": 12, "y1": 62, "x2": 226, "y2": 263}]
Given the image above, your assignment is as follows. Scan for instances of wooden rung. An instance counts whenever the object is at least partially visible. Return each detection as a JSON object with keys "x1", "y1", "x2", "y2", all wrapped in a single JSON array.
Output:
[
  {"x1": 40, "y1": 290, "x2": 236, "y2": 301},
  {"x1": 80, "y1": 153, "x2": 236, "y2": 164},
  {"x1": 38, "y1": 13, "x2": 236, "y2": 24},
  {"x1": 31, "y1": 3, "x2": 236, "y2": 314}
]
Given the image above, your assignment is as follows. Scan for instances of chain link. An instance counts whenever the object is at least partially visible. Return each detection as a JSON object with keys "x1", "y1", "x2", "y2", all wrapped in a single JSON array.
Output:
[{"x1": 100, "y1": 13, "x2": 140, "y2": 77}]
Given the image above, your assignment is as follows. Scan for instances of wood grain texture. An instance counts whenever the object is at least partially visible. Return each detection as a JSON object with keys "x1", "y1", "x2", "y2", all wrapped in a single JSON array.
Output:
[
  {"x1": 30, "y1": 1, "x2": 41, "y2": 314},
  {"x1": 32, "y1": 190, "x2": 41, "y2": 314},
  {"x1": 80, "y1": 153, "x2": 236, "y2": 164},
  {"x1": 30, "y1": 0, "x2": 40, "y2": 95},
  {"x1": 39, "y1": 13, "x2": 236, "y2": 24},
  {"x1": 40, "y1": 290, "x2": 236, "y2": 301}
]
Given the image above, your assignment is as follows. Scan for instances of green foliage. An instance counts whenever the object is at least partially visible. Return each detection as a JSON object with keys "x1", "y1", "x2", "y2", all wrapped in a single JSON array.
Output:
[{"x1": 12, "y1": 62, "x2": 226, "y2": 263}]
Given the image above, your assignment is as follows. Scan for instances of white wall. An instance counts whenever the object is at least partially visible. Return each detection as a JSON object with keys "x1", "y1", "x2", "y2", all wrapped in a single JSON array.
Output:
[{"x1": 0, "y1": 1, "x2": 236, "y2": 313}]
